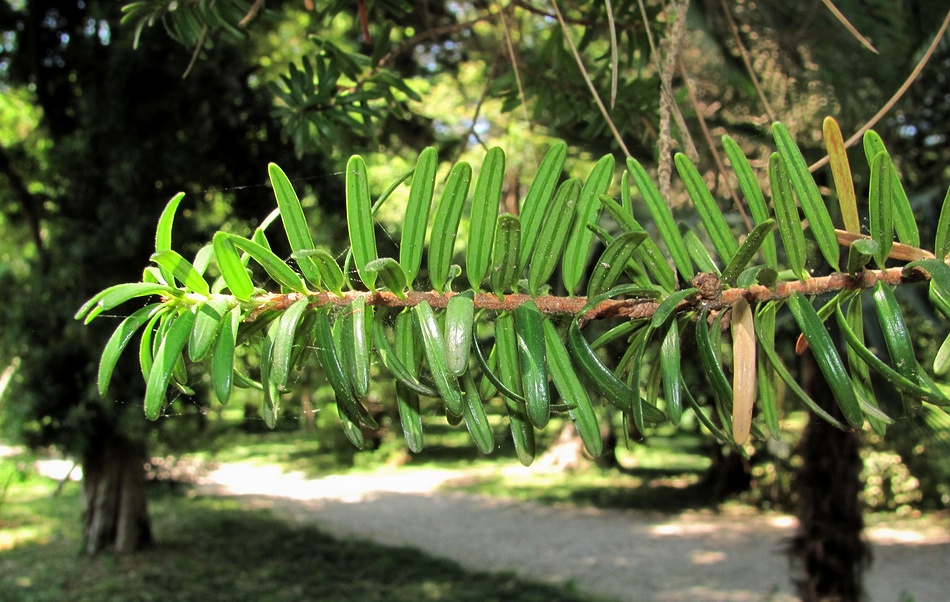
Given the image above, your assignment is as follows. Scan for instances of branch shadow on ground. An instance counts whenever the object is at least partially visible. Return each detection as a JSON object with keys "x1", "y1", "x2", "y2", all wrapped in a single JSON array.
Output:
[
  {"x1": 441, "y1": 465, "x2": 725, "y2": 514},
  {"x1": 0, "y1": 488, "x2": 605, "y2": 602}
]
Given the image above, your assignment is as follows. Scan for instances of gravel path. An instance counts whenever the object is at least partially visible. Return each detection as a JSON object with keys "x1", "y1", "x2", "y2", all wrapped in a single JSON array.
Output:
[{"x1": 196, "y1": 463, "x2": 949, "y2": 602}]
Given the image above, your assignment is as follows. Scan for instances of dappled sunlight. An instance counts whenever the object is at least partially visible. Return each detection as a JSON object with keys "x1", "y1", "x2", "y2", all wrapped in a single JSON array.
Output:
[
  {"x1": 0, "y1": 464, "x2": 81, "y2": 553},
  {"x1": 198, "y1": 465, "x2": 799, "y2": 601},
  {"x1": 32, "y1": 458, "x2": 81, "y2": 482},
  {"x1": 0, "y1": 524, "x2": 47, "y2": 552},
  {"x1": 649, "y1": 507, "x2": 798, "y2": 546},
  {"x1": 655, "y1": 585, "x2": 790, "y2": 602},
  {"x1": 690, "y1": 550, "x2": 727, "y2": 565},
  {"x1": 768, "y1": 515, "x2": 796, "y2": 529},
  {"x1": 867, "y1": 524, "x2": 950, "y2": 545},
  {"x1": 1, "y1": 481, "x2": 592, "y2": 602},
  {"x1": 198, "y1": 462, "x2": 473, "y2": 503},
  {"x1": 652, "y1": 522, "x2": 720, "y2": 537},
  {"x1": 194, "y1": 463, "x2": 949, "y2": 602}
]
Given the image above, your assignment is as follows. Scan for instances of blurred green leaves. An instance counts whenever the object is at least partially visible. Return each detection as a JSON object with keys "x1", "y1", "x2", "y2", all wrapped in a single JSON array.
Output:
[{"x1": 268, "y1": 40, "x2": 421, "y2": 156}]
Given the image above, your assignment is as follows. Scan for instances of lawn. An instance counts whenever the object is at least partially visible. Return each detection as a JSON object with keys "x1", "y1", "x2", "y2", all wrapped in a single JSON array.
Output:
[
  {"x1": 0, "y1": 453, "x2": 605, "y2": 602},
  {"x1": 183, "y1": 411, "x2": 726, "y2": 513},
  {"x1": 0, "y1": 419, "x2": 944, "y2": 602}
]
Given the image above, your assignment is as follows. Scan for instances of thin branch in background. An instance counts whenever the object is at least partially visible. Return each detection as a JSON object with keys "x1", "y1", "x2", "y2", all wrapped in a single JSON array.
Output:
[
  {"x1": 0, "y1": 358, "x2": 21, "y2": 408},
  {"x1": 819, "y1": 0, "x2": 878, "y2": 54},
  {"x1": 549, "y1": 0, "x2": 631, "y2": 157},
  {"x1": 350, "y1": 12, "x2": 500, "y2": 107},
  {"x1": 0, "y1": 145, "x2": 47, "y2": 266},
  {"x1": 636, "y1": 0, "x2": 695, "y2": 160},
  {"x1": 605, "y1": 0, "x2": 619, "y2": 109},
  {"x1": 376, "y1": 13, "x2": 500, "y2": 71},
  {"x1": 182, "y1": 23, "x2": 208, "y2": 79},
  {"x1": 458, "y1": 76, "x2": 494, "y2": 152},
  {"x1": 451, "y1": 52, "x2": 504, "y2": 165},
  {"x1": 670, "y1": 5, "x2": 696, "y2": 168},
  {"x1": 499, "y1": 3, "x2": 533, "y2": 133},
  {"x1": 678, "y1": 56, "x2": 752, "y2": 231},
  {"x1": 792, "y1": 0, "x2": 823, "y2": 42},
  {"x1": 656, "y1": 16, "x2": 674, "y2": 195},
  {"x1": 809, "y1": 9, "x2": 950, "y2": 172},
  {"x1": 635, "y1": 0, "x2": 659, "y2": 59},
  {"x1": 53, "y1": 462, "x2": 77, "y2": 497},
  {"x1": 238, "y1": 0, "x2": 265, "y2": 27},
  {"x1": 357, "y1": 0, "x2": 372, "y2": 44},
  {"x1": 512, "y1": 0, "x2": 646, "y2": 30},
  {"x1": 717, "y1": 0, "x2": 775, "y2": 122},
  {"x1": 657, "y1": 0, "x2": 692, "y2": 198},
  {"x1": 671, "y1": 92, "x2": 699, "y2": 161}
]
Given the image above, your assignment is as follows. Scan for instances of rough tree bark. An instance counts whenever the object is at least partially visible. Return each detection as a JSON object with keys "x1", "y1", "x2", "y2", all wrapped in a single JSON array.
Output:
[
  {"x1": 82, "y1": 434, "x2": 152, "y2": 555},
  {"x1": 700, "y1": 444, "x2": 752, "y2": 499},
  {"x1": 789, "y1": 354, "x2": 870, "y2": 601},
  {"x1": 536, "y1": 423, "x2": 593, "y2": 471}
]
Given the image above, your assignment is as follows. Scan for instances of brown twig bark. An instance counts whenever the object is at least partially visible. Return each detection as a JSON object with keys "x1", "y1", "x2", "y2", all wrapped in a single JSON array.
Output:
[{"x1": 243, "y1": 263, "x2": 930, "y2": 323}]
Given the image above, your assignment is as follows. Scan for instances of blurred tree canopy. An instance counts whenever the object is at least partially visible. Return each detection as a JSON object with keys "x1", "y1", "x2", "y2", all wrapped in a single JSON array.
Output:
[
  {"x1": 0, "y1": 0, "x2": 320, "y2": 553},
  {"x1": 2, "y1": 4, "x2": 949, "y2": 600}
]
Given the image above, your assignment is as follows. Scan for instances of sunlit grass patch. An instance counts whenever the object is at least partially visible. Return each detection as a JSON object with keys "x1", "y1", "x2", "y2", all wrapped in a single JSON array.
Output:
[{"x1": 0, "y1": 454, "x2": 605, "y2": 602}]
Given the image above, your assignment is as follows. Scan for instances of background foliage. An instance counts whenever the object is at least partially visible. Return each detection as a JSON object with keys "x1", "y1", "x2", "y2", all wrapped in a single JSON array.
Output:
[{"x1": 2, "y1": 0, "x2": 950, "y2": 585}]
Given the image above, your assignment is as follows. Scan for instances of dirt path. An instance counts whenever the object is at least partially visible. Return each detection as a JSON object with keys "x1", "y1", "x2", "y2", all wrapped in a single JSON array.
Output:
[{"x1": 196, "y1": 463, "x2": 948, "y2": 602}]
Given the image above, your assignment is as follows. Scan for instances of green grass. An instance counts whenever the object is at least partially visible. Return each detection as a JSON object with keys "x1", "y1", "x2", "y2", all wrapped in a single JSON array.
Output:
[
  {"x1": 440, "y1": 468, "x2": 709, "y2": 511},
  {"x1": 175, "y1": 418, "x2": 726, "y2": 513},
  {"x1": 173, "y1": 406, "x2": 549, "y2": 479},
  {"x1": 0, "y1": 456, "x2": 604, "y2": 602},
  {"x1": 182, "y1": 423, "x2": 506, "y2": 479},
  {"x1": 168, "y1": 410, "x2": 723, "y2": 512},
  {"x1": 438, "y1": 433, "x2": 718, "y2": 512}
]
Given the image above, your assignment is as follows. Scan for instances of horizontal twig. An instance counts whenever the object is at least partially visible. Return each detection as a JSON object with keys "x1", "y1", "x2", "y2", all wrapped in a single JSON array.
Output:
[{"x1": 243, "y1": 263, "x2": 931, "y2": 323}]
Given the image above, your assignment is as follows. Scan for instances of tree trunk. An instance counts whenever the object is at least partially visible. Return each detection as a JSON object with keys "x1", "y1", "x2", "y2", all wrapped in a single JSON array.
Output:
[
  {"x1": 82, "y1": 435, "x2": 152, "y2": 555},
  {"x1": 789, "y1": 354, "x2": 869, "y2": 601},
  {"x1": 536, "y1": 423, "x2": 593, "y2": 471},
  {"x1": 595, "y1": 425, "x2": 621, "y2": 470},
  {"x1": 699, "y1": 444, "x2": 751, "y2": 499}
]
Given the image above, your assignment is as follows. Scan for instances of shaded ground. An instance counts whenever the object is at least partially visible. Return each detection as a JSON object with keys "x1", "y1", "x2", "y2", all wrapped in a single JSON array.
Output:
[
  {"x1": 0, "y1": 473, "x2": 599, "y2": 602},
  {"x1": 196, "y1": 463, "x2": 949, "y2": 602}
]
